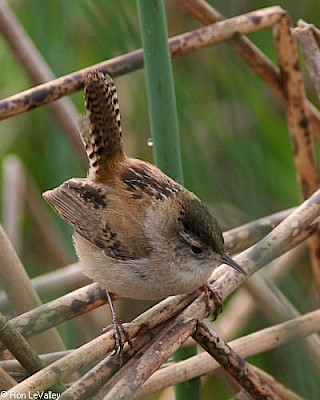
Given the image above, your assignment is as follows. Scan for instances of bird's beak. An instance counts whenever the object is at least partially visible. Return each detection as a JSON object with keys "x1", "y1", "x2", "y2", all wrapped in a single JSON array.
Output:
[{"x1": 220, "y1": 252, "x2": 248, "y2": 277}]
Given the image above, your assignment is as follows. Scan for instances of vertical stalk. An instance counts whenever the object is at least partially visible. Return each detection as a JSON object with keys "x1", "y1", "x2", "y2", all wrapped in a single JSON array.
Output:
[
  {"x1": 137, "y1": 0, "x2": 183, "y2": 182},
  {"x1": 137, "y1": 1, "x2": 201, "y2": 399}
]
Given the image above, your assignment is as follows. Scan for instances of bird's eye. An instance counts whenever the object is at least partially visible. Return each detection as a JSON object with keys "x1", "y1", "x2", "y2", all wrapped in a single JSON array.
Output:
[{"x1": 191, "y1": 246, "x2": 203, "y2": 255}]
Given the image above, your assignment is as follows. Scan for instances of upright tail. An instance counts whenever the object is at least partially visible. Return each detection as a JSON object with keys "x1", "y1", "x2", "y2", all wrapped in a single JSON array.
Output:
[{"x1": 80, "y1": 71, "x2": 126, "y2": 181}]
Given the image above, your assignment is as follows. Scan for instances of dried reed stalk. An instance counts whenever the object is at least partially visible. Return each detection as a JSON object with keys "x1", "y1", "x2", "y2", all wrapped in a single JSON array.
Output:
[
  {"x1": 0, "y1": 224, "x2": 65, "y2": 353},
  {"x1": 136, "y1": 308, "x2": 320, "y2": 398},
  {"x1": 176, "y1": 0, "x2": 320, "y2": 140},
  {"x1": 295, "y1": 20, "x2": 320, "y2": 99},
  {"x1": 5, "y1": 186, "x2": 319, "y2": 398},
  {"x1": 192, "y1": 321, "x2": 280, "y2": 399},
  {"x1": 0, "y1": 6, "x2": 285, "y2": 120},
  {"x1": 274, "y1": 13, "x2": 320, "y2": 286},
  {"x1": 0, "y1": 0, "x2": 84, "y2": 157}
]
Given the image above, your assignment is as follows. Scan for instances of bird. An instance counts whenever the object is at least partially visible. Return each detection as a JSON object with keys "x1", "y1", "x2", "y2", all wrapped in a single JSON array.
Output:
[{"x1": 43, "y1": 71, "x2": 246, "y2": 352}]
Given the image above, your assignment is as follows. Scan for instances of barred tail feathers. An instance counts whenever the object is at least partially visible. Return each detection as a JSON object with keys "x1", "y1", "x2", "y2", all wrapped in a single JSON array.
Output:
[{"x1": 80, "y1": 71, "x2": 125, "y2": 180}]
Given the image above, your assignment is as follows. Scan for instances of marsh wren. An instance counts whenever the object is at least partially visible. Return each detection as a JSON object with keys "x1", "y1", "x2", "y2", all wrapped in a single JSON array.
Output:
[{"x1": 43, "y1": 71, "x2": 246, "y2": 348}]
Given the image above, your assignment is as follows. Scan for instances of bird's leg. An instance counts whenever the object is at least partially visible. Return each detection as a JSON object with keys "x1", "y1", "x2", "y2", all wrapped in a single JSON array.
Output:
[
  {"x1": 200, "y1": 283, "x2": 222, "y2": 320},
  {"x1": 103, "y1": 291, "x2": 131, "y2": 358}
]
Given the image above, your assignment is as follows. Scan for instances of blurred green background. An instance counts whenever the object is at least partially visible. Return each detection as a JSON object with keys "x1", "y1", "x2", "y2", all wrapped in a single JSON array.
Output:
[{"x1": 0, "y1": 0, "x2": 319, "y2": 398}]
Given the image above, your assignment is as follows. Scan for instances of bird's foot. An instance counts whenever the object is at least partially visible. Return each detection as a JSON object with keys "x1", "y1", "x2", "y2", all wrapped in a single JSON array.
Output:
[
  {"x1": 200, "y1": 283, "x2": 222, "y2": 320},
  {"x1": 103, "y1": 290, "x2": 132, "y2": 362}
]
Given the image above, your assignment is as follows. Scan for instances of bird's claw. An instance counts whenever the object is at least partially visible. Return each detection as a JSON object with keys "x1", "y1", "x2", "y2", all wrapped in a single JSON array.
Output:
[
  {"x1": 200, "y1": 283, "x2": 223, "y2": 320},
  {"x1": 103, "y1": 315, "x2": 132, "y2": 364}
]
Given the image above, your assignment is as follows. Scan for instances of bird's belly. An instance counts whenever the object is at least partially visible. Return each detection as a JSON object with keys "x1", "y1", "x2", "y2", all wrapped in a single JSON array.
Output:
[{"x1": 74, "y1": 235, "x2": 212, "y2": 300}]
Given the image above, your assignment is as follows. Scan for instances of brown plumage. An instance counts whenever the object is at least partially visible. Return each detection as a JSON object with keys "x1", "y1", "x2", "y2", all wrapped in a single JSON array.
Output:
[
  {"x1": 43, "y1": 71, "x2": 246, "y2": 303},
  {"x1": 79, "y1": 71, "x2": 125, "y2": 181}
]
